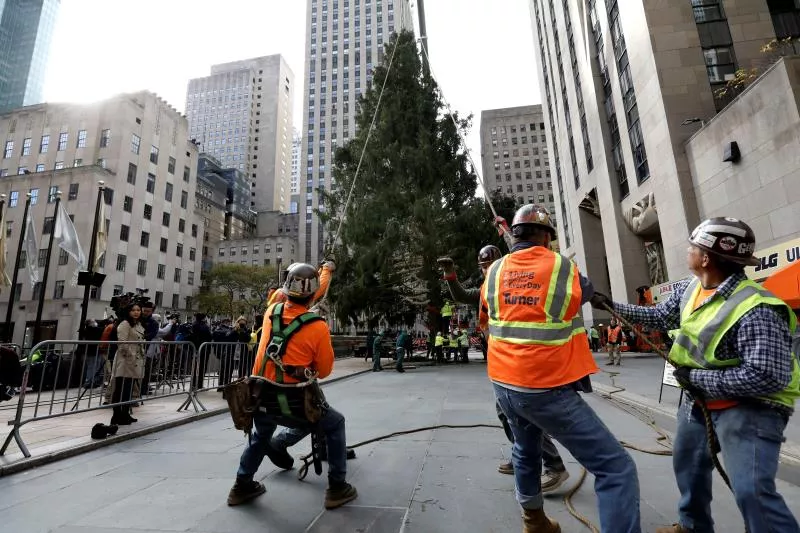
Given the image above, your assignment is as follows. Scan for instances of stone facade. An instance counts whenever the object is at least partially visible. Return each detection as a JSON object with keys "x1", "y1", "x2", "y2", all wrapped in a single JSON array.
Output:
[
  {"x1": 0, "y1": 92, "x2": 201, "y2": 344},
  {"x1": 479, "y1": 105, "x2": 556, "y2": 218}
]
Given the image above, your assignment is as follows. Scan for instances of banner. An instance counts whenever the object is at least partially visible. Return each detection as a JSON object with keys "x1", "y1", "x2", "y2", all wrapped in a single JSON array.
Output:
[
  {"x1": 54, "y1": 202, "x2": 86, "y2": 285},
  {"x1": 93, "y1": 198, "x2": 107, "y2": 271},
  {"x1": 23, "y1": 212, "x2": 41, "y2": 287},
  {"x1": 0, "y1": 206, "x2": 10, "y2": 287}
]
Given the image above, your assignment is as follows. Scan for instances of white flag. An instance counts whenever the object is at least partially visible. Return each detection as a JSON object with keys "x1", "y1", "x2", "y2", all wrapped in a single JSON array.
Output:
[
  {"x1": 93, "y1": 197, "x2": 107, "y2": 271},
  {"x1": 54, "y1": 202, "x2": 86, "y2": 286},
  {"x1": 0, "y1": 206, "x2": 10, "y2": 287},
  {"x1": 23, "y1": 211, "x2": 41, "y2": 287}
]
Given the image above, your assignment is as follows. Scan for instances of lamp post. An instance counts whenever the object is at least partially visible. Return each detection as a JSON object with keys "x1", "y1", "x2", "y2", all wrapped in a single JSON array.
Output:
[
  {"x1": 3, "y1": 193, "x2": 32, "y2": 343},
  {"x1": 33, "y1": 191, "x2": 61, "y2": 344},
  {"x1": 78, "y1": 181, "x2": 105, "y2": 340}
]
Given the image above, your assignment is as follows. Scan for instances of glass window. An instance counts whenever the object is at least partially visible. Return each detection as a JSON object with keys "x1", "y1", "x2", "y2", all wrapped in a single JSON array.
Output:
[
  {"x1": 40, "y1": 135, "x2": 49, "y2": 153},
  {"x1": 53, "y1": 280, "x2": 65, "y2": 300},
  {"x1": 3, "y1": 140, "x2": 13, "y2": 158},
  {"x1": 137, "y1": 259, "x2": 147, "y2": 276},
  {"x1": 22, "y1": 138, "x2": 31, "y2": 156},
  {"x1": 168, "y1": 157, "x2": 176, "y2": 174},
  {"x1": 77, "y1": 130, "x2": 87, "y2": 148},
  {"x1": 58, "y1": 132, "x2": 68, "y2": 151},
  {"x1": 150, "y1": 145, "x2": 159, "y2": 164},
  {"x1": 160, "y1": 238, "x2": 168, "y2": 253},
  {"x1": 100, "y1": 129, "x2": 111, "y2": 148},
  {"x1": 157, "y1": 264, "x2": 165, "y2": 279},
  {"x1": 116, "y1": 254, "x2": 127, "y2": 271},
  {"x1": 30, "y1": 188, "x2": 39, "y2": 205},
  {"x1": 140, "y1": 231, "x2": 150, "y2": 247},
  {"x1": 123, "y1": 195, "x2": 133, "y2": 212},
  {"x1": 9, "y1": 191, "x2": 18, "y2": 207},
  {"x1": 127, "y1": 162, "x2": 137, "y2": 184},
  {"x1": 162, "y1": 212, "x2": 170, "y2": 227},
  {"x1": 131, "y1": 134, "x2": 141, "y2": 154},
  {"x1": 165, "y1": 182, "x2": 173, "y2": 202},
  {"x1": 144, "y1": 204, "x2": 152, "y2": 220}
]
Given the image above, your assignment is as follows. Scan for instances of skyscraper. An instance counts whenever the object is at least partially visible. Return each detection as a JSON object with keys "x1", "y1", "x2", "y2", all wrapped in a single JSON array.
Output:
[
  {"x1": 299, "y1": 0, "x2": 414, "y2": 263},
  {"x1": 528, "y1": 0, "x2": 800, "y2": 308},
  {"x1": 185, "y1": 55, "x2": 294, "y2": 212},
  {"x1": 479, "y1": 105, "x2": 555, "y2": 218},
  {"x1": 290, "y1": 128, "x2": 301, "y2": 214},
  {"x1": 0, "y1": 0, "x2": 60, "y2": 114}
]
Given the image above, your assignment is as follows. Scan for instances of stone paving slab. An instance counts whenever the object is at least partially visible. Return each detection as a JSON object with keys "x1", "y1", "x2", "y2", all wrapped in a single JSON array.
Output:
[{"x1": 1, "y1": 358, "x2": 799, "y2": 532}]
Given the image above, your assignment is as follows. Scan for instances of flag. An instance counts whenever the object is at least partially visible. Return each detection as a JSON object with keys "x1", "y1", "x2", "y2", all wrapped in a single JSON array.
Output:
[
  {"x1": 54, "y1": 202, "x2": 86, "y2": 286},
  {"x1": 0, "y1": 206, "x2": 10, "y2": 287},
  {"x1": 23, "y1": 211, "x2": 41, "y2": 287},
  {"x1": 93, "y1": 197, "x2": 107, "y2": 271}
]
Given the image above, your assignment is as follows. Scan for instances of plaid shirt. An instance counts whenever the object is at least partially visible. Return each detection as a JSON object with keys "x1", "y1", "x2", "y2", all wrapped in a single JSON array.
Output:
[{"x1": 614, "y1": 272, "x2": 795, "y2": 414}]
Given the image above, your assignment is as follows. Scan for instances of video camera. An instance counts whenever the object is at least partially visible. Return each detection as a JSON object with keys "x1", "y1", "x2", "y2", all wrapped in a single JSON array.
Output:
[{"x1": 109, "y1": 288, "x2": 152, "y2": 319}]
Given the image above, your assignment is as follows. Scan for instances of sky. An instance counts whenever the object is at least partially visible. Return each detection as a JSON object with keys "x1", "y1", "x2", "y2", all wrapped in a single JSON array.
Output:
[{"x1": 43, "y1": 0, "x2": 542, "y2": 172}]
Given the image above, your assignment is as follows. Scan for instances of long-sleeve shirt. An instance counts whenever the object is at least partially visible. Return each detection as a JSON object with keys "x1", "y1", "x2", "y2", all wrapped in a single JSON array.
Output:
[{"x1": 613, "y1": 272, "x2": 794, "y2": 413}]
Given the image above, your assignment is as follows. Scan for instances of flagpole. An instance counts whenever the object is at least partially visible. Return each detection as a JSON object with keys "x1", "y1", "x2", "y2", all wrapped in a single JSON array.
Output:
[
  {"x1": 33, "y1": 192, "x2": 61, "y2": 345},
  {"x1": 3, "y1": 194, "x2": 32, "y2": 343},
  {"x1": 78, "y1": 181, "x2": 105, "y2": 340}
]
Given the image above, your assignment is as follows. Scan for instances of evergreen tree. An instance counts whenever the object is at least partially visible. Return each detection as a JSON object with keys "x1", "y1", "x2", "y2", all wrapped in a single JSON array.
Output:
[{"x1": 320, "y1": 30, "x2": 501, "y2": 328}]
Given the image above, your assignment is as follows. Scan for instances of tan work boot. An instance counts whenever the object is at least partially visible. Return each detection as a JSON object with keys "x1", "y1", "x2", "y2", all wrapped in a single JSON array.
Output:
[
  {"x1": 655, "y1": 525, "x2": 692, "y2": 533},
  {"x1": 498, "y1": 461, "x2": 514, "y2": 475},
  {"x1": 522, "y1": 508, "x2": 561, "y2": 533}
]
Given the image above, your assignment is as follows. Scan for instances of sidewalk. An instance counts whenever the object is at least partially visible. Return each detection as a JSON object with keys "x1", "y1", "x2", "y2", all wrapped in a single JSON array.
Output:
[{"x1": 0, "y1": 357, "x2": 373, "y2": 475}]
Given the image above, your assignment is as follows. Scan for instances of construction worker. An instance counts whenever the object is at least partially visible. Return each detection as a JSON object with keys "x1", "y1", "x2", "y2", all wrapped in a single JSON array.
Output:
[
  {"x1": 438, "y1": 244, "x2": 570, "y2": 488},
  {"x1": 434, "y1": 331, "x2": 444, "y2": 363},
  {"x1": 592, "y1": 217, "x2": 800, "y2": 533},
  {"x1": 372, "y1": 329, "x2": 384, "y2": 372},
  {"x1": 458, "y1": 328, "x2": 470, "y2": 363},
  {"x1": 481, "y1": 204, "x2": 640, "y2": 533},
  {"x1": 228, "y1": 263, "x2": 358, "y2": 510},
  {"x1": 448, "y1": 329, "x2": 459, "y2": 361},
  {"x1": 395, "y1": 329, "x2": 407, "y2": 373},
  {"x1": 441, "y1": 300, "x2": 454, "y2": 335},
  {"x1": 606, "y1": 318, "x2": 625, "y2": 366},
  {"x1": 267, "y1": 260, "x2": 336, "y2": 307}
]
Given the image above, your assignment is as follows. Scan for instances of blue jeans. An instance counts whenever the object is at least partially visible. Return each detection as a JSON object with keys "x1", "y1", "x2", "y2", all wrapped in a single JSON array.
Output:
[
  {"x1": 674, "y1": 402, "x2": 799, "y2": 533},
  {"x1": 494, "y1": 383, "x2": 641, "y2": 533},
  {"x1": 237, "y1": 407, "x2": 348, "y2": 484}
]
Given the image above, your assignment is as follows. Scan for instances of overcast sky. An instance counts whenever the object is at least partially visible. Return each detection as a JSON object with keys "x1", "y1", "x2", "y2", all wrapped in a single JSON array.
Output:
[{"x1": 43, "y1": 0, "x2": 541, "y2": 175}]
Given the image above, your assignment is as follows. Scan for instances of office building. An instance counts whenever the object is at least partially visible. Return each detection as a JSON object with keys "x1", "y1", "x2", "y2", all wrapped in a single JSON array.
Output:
[
  {"x1": 0, "y1": 0, "x2": 60, "y2": 113},
  {"x1": 290, "y1": 128, "x2": 301, "y2": 214},
  {"x1": 299, "y1": 0, "x2": 414, "y2": 263},
  {"x1": 479, "y1": 105, "x2": 556, "y2": 218},
  {"x1": 185, "y1": 55, "x2": 294, "y2": 212},
  {"x1": 0, "y1": 91, "x2": 202, "y2": 345},
  {"x1": 528, "y1": 0, "x2": 800, "y2": 312}
]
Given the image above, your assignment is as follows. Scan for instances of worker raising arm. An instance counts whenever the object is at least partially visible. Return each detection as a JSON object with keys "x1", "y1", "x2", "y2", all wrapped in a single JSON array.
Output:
[{"x1": 591, "y1": 217, "x2": 799, "y2": 533}]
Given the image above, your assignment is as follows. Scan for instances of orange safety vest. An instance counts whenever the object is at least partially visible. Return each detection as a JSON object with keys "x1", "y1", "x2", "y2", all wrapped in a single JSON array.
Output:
[
  {"x1": 607, "y1": 325, "x2": 622, "y2": 344},
  {"x1": 481, "y1": 246, "x2": 597, "y2": 389}
]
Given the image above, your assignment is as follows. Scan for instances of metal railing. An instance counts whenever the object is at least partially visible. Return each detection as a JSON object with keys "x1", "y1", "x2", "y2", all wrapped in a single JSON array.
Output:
[
  {"x1": 1, "y1": 340, "x2": 198, "y2": 458},
  {"x1": 184, "y1": 342, "x2": 256, "y2": 411}
]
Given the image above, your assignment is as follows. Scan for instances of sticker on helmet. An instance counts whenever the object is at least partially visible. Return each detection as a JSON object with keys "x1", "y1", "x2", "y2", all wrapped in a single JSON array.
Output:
[
  {"x1": 724, "y1": 217, "x2": 739, "y2": 222},
  {"x1": 694, "y1": 231, "x2": 717, "y2": 248},
  {"x1": 719, "y1": 236, "x2": 737, "y2": 251}
]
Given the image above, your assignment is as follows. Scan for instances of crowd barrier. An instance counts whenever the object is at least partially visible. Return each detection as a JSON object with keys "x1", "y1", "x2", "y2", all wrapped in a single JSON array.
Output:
[{"x1": 1, "y1": 340, "x2": 198, "y2": 458}]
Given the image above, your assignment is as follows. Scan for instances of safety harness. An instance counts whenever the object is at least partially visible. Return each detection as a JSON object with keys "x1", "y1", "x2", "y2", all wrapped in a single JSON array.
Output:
[{"x1": 255, "y1": 303, "x2": 324, "y2": 418}]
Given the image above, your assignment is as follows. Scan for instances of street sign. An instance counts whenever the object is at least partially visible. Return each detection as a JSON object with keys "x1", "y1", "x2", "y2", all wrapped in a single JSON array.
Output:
[{"x1": 661, "y1": 359, "x2": 679, "y2": 388}]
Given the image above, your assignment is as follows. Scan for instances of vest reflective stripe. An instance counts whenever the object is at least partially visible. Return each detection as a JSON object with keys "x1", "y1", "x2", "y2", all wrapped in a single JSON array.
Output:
[
  {"x1": 673, "y1": 280, "x2": 767, "y2": 367},
  {"x1": 489, "y1": 317, "x2": 585, "y2": 344},
  {"x1": 484, "y1": 252, "x2": 581, "y2": 344}
]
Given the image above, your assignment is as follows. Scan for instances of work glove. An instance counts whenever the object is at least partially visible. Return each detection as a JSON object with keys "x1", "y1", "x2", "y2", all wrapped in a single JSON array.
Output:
[
  {"x1": 673, "y1": 367, "x2": 703, "y2": 398},
  {"x1": 322, "y1": 260, "x2": 336, "y2": 272},
  {"x1": 590, "y1": 292, "x2": 613, "y2": 310},
  {"x1": 436, "y1": 257, "x2": 457, "y2": 281},
  {"x1": 494, "y1": 216, "x2": 510, "y2": 236}
]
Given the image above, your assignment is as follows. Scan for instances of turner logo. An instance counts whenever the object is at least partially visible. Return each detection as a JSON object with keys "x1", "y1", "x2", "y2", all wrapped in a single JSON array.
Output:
[{"x1": 503, "y1": 293, "x2": 540, "y2": 306}]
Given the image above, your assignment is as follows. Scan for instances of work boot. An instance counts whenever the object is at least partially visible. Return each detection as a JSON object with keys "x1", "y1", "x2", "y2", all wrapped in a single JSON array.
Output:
[
  {"x1": 498, "y1": 461, "x2": 514, "y2": 475},
  {"x1": 227, "y1": 477, "x2": 266, "y2": 506},
  {"x1": 540, "y1": 469, "x2": 570, "y2": 493},
  {"x1": 325, "y1": 480, "x2": 358, "y2": 509},
  {"x1": 605, "y1": 361, "x2": 614, "y2": 366},
  {"x1": 265, "y1": 441, "x2": 294, "y2": 470},
  {"x1": 522, "y1": 508, "x2": 561, "y2": 533},
  {"x1": 655, "y1": 525, "x2": 692, "y2": 533}
]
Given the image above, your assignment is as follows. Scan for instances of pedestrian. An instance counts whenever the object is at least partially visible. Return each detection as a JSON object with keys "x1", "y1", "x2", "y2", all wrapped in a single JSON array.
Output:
[
  {"x1": 481, "y1": 204, "x2": 640, "y2": 533},
  {"x1": 438, "y1": 243, "x2": 570, "y2": 487},
  {"x1": 394, "y1": 329, "x2": 407, "y2": 373},
  {"x1": 110, "y1": 304, "x2": 145, "y2": 426},
  {"x1": 365, "y1": 327, "x2": 375, "y2": 363},
  {"x1": 213, "y1": 319, "x2": 236, "y2": 390},
  {"x1": 592, "y1": 217, "x2": 800, "y2": 533},
  {"x1": 101, "y1": 318, "x2": 119, "y2": 404},
  {"x1": 441, "y1": 300, "x2": 453, "y2": 335},
  {"x1": 191, "y1": 313, "x2": 213, "y2": 389},
  {"x1": 606, "y1": 318, "x2": 624, "y2": 366},
  {"x1": 371, "y1": 329, "x2": 384, "y2": 372},
  {"x1": 228, "y1": 263, "x2": 358, "y2": 510},
  {"x1": 80, "y1": 319, "x2": 105, "y2": 389},
  {"x1": 139, "y1": 302, "x2": 160, "y2": 396},
  {"x1": 448, "y1": 329, "x2": 458, "y2": 361}
]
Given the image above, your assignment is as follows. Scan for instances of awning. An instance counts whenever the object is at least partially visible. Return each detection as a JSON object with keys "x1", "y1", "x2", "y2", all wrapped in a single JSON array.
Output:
[{"x1": 763, "y1": 260, "x2": 800, "y2": 310}]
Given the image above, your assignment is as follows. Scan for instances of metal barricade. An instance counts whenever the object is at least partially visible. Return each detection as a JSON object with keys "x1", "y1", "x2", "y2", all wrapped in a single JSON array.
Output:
[
  {"x1": 0, "y1": 340, "x2": 198, "y2": 458},
  {"x1": 183, "y1": 342, "x2": 255, "y2": 410}
]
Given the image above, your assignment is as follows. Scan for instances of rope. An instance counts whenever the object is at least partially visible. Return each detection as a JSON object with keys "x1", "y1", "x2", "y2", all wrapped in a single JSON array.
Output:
[
  {"x1": 416, "y1": 39, "x2": 501, "y2": 221},
  {"x1": 600, "y1": 303, "x2": 735, "y2": 494}
]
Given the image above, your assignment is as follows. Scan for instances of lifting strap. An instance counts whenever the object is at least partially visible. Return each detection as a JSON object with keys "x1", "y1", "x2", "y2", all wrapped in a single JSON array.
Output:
[{"x1": 255, "y1": 303, "x2": 324, "y2": 417}]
